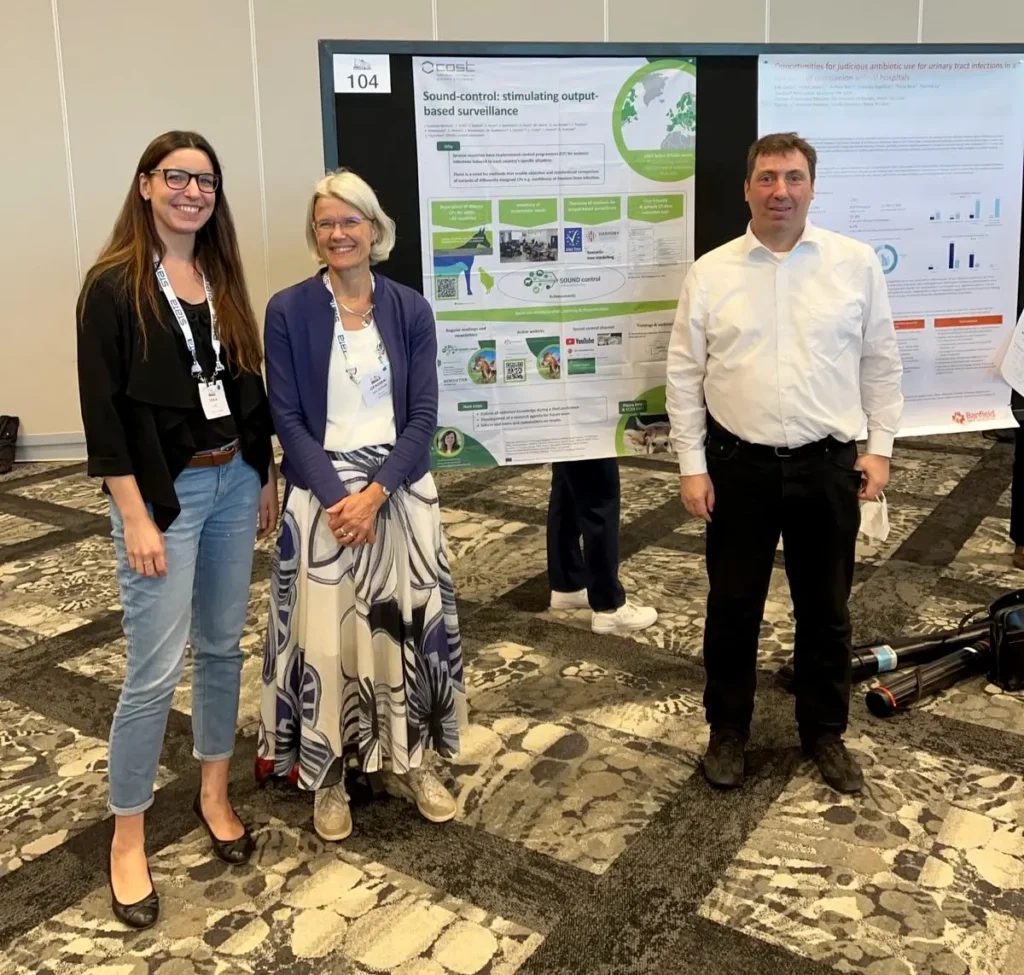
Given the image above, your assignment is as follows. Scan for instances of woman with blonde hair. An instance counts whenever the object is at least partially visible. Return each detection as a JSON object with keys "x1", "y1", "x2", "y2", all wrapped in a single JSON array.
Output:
[
  {"x1": 257, "y1": 169, "x2": 465, "y2": 840},
  {"x1": 77, "y1": 130, "x2": 278, "y2": 928}
]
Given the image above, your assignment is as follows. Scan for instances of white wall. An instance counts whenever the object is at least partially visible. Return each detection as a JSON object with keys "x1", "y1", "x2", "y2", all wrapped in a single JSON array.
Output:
[
  {"x1": 1, "y1": 1, "x2": 81, "y2": 446},
  {"x1": 4, "y1": 0, "x2": 1023, "y2": 458}
]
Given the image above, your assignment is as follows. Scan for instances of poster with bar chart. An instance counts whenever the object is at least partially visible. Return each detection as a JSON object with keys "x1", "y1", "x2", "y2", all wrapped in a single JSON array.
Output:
[{"x1": 759, "y1": 54, "x2": 1024, "y2": 436}]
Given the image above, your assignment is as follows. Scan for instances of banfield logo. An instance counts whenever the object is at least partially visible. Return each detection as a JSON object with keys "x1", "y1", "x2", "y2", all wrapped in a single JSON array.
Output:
[
  {"x1": 952, "y1": 409, "x2": 996, "y2": 425},
  {"x1": 421, "y1": 60, "x2": 475, "y2": 78}
]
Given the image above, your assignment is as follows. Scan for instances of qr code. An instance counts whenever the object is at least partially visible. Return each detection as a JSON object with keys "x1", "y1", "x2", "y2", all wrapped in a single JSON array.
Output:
[
  {"x1": 504, "y1": 358, "x2": 527, "y2": 384},
  {"x1": 434, "y1": 277, "x2": 458, "y2": 300}
]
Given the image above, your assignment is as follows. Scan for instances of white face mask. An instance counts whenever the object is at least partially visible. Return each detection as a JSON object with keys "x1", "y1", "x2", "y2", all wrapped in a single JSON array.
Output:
[{"x1": 859, "y1": 494, "x2": 890, "y2": 542}]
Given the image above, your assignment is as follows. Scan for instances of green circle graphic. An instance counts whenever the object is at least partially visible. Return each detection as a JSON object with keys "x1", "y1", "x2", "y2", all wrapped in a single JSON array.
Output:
[
  {"x1": 435, "y1": 428, "x2": 465, "y2": 458},
  {"x1": 536, "y1": 344, "x2": 561, "y2": 380},
  {"x1": 430, "y1": 427, "x2": 498, "y2": 470},
  {"x1": 613, "y1": 60, "x2": 697, "y2": 183},
  {"x1": 468, "y1": 349, "x2": 497, "y2": 384}
]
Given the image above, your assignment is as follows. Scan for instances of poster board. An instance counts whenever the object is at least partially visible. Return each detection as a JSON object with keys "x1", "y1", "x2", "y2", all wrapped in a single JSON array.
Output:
[
  {"x1": 412, "y1": 55, "x2": 695, "y2": 467},
  {"x1": 319, "y1": 42, "x2": 1024, "y2": 466},
  {"x1": 759, "y1": 54, "x2": 1024, "y2": 436}
]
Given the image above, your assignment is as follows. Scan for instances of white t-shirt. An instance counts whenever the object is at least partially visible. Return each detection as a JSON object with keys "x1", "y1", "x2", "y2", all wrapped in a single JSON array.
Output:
[{"x1": 323, "y1": 318, "x2": 397, "y2": 452}]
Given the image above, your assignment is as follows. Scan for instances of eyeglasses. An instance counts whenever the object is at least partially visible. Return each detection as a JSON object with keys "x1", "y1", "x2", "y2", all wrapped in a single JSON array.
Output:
[
  {"x1": 313, "y1": 216, "x2": 367, "y2": 235},
  {"x1": 149, "y1": 168, "x2": 220, "y2": 193}
]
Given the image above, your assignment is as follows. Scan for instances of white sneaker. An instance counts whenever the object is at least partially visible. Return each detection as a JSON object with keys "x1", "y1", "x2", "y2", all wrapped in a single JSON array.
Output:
[
  {"x1": 384, "y1": 768, "x2": 456, "y2": 823},
  {"x1": 313, "y1": 783, "x2": 352, "y2": 841},
  {"x1": 592, "y1": 600, "x2": 658, "y2": 635},
  {"x1": 550, "y1": 589, "x2": 590, "y2": 611}
]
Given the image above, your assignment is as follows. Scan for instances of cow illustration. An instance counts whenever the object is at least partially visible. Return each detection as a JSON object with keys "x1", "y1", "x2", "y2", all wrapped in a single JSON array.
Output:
[{"x1": 626, "y1": 417, "x2": 673, "y2": 455}]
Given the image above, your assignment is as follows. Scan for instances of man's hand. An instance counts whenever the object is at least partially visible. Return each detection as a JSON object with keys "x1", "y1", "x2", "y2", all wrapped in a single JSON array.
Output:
[
  {"x1": 854, "y1": 454, "x2": 890, "y2": 501},
  {"x1": 680, "y1": 473, "x2": 715, "y2": 523}
]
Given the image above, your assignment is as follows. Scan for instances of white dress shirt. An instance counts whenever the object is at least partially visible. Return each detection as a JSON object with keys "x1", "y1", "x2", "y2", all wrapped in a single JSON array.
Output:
[{"x1": 666, "y1": 221, "x2": 904, "y2": 476}]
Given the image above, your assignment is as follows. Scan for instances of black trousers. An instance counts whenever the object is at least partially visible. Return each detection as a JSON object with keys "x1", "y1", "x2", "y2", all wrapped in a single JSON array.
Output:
[
  {"x1": 703, "y1": 420, "x2": 861, "y2": 745},
  {"x1": 547, "y1": 458, "x2": 626, "y2": 613},
  {"x1": 1013, "y1": 424, "x2": 1024, "y2": 546}
]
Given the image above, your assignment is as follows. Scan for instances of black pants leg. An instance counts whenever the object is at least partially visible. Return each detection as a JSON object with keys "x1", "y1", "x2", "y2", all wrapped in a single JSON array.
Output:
[
  {"x1": 1012, "y1": 425, "x2": 1024, "y2": 546},
  {"x1": 546, "y1": 459, "x2": 626, "y2": 613},
  {"x1": 703, "y1": 434, "x2": 861, "y2": 740},
  {"x1": 782, "y1": 444, "x2": 861, "y2": 746},
  {"x1": 547, "y1": 463, "x2": 587, "y2": 595},
  {"x1": 703, "y1": 443, "x2": 783, "y2": 736}
]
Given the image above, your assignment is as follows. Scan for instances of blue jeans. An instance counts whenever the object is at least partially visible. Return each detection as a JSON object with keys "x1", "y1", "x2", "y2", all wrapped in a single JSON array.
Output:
[{"x1": 108, "y1": 454, "x2": 260, "y2": 815}]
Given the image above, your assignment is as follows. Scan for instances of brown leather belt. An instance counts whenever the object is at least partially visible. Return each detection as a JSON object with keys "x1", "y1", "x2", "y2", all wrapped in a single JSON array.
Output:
[{"x1": 187, "y1": 442, "x2": 239, "y2": 468}]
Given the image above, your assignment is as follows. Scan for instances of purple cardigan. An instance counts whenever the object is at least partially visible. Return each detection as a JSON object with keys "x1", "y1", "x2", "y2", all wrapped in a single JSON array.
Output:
[{"x1": 264, "y1": 271, "x2": 438, "y2": 508}]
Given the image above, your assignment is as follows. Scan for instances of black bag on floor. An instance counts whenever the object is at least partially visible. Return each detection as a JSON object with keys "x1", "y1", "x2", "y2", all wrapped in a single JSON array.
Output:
[
  {"x1": 0, "y1": 415, "x2": 19, "y2": 474},
  {"x1": 988, "y1": 590, "x2": 1024, "y2": 692}
]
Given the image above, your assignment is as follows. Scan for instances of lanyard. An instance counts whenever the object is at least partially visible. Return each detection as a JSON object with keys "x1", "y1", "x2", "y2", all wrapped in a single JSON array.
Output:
[
  {"x1": 322, "y1": 271, "x2": 385, "y2": 384},
  {"x1": 154, "y1": 260, "x2": 223, "y2": 382}
]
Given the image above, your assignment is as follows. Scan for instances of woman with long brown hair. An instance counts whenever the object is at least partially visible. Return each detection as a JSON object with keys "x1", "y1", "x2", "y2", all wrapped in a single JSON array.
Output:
[{"x1": 77, "y1": 130, "x2": 278, "y2": 929}]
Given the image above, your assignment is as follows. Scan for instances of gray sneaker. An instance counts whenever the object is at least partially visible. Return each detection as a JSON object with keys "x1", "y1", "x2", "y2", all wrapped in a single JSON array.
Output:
[
  {"x1": 313, "y1": 783, "x2": 352, "y2": 841},
  {"x1": 384, "y1": 768, "x2": 456, "y2": 823}
]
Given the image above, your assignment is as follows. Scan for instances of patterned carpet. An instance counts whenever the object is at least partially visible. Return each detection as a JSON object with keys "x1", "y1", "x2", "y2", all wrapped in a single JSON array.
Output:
[{"x1": 1, "y1": 435, "x2": 1024, "y2": 975}]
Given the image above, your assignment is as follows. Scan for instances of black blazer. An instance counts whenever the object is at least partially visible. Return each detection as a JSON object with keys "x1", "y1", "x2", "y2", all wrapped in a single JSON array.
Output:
[{"x1": 77, "y1": 268, "x2": 273, "y2": 530}]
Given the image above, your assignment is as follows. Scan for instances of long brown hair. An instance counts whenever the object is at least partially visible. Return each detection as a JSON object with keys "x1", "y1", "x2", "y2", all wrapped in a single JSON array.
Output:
[{"x1": 77, "y1": 130, "x2": 262, "y2": 373}]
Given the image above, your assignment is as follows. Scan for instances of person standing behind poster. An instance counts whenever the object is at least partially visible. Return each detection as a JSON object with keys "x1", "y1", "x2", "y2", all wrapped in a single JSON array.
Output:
[
  {"x1": 547, "y1": 459, "x2": 658, "y2": 634},
  {"x1": 666, "y1": 133, "x2": 903, "y2": 794}
]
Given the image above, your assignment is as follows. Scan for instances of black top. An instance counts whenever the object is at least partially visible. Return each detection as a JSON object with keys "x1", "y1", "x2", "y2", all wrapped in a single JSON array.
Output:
[
  {"x1": 77, "y1": 268, "x2": 273, "y2": 530},
  {"x1": 177, "y1": 298, "x2": 240, "y2": 452}
]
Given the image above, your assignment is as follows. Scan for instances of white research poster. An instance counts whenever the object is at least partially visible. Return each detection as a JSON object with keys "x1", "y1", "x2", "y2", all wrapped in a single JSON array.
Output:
[
  {"x1": 759, "y1": 54, "x2": 1024, "y2": 437},
  {"x1": 411, "y1": 56, "x2": 696, "y2": 469}
]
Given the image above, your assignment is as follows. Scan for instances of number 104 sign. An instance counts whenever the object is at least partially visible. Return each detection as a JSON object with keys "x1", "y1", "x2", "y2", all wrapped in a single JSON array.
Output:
[{"x1": 333, "y1": 53, "x2": 392, "y2": 94}]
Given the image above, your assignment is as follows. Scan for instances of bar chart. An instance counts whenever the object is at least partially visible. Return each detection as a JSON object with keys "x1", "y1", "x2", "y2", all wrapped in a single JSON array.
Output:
[
  {"x1": 928, "y1": 198, "x2": 1002, "y2": 222},
  {"x1": 927, "y1": 241, "x2": 982, "y2": 271}
]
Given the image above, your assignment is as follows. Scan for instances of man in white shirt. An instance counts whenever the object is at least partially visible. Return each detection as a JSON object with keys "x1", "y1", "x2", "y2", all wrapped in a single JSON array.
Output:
[{"x1": 666, "y1": 132, "x2": 903, "y2": 794}]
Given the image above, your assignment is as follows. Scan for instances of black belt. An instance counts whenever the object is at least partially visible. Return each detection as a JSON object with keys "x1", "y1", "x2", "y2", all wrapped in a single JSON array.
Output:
[{"x1": 706, "y1": 415, "x2": 849, "y2": 460}]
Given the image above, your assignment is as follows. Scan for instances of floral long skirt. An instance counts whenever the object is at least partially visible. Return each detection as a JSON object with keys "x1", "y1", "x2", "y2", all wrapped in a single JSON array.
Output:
[{"x1": 256, "y1": 446, "x2": 467, "y2": 791}]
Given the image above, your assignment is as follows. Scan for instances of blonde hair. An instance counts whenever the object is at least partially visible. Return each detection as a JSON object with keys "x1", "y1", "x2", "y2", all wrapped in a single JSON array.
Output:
[{"x1": 305, "y1": 169, "x2": 396, "y2": 266}]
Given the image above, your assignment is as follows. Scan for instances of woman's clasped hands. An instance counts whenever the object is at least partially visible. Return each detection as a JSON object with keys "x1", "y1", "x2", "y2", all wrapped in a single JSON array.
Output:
[{"x1": 326, "y1": 483, "x2": 387, "y2": 547}]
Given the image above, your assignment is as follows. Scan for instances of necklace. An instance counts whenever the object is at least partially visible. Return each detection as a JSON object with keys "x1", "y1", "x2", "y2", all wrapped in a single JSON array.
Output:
[
  {"x1": 338, "y1": 299, "x2": 374, "y2": 326},
  {"x1": 324, "y1": 270, "x2": 374, "y2": 327}
]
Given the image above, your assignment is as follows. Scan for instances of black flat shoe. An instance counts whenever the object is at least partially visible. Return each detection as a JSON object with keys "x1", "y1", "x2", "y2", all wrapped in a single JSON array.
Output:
[
  {"x1": 109, "y1": 859, "x2": 159, "y2": 930},
  {"x1": 193, "y1": 792, "x2": 255, "y2": 865}
]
